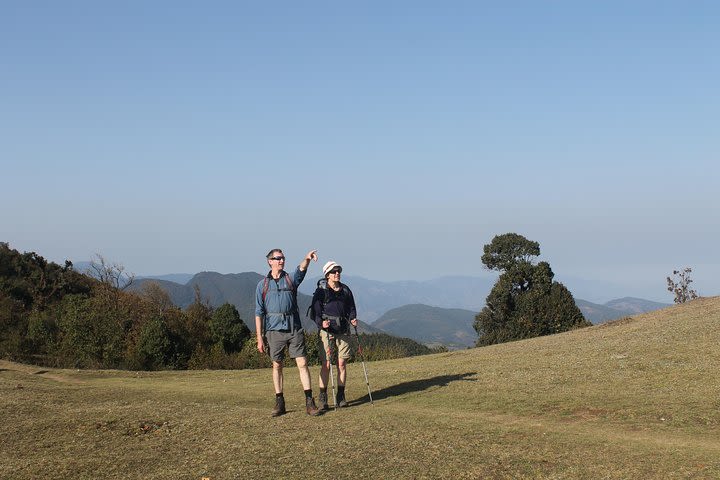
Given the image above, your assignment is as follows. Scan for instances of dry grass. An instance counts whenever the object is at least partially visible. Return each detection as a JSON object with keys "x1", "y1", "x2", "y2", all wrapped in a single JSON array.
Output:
[{"x1": 2, "y1": 297, "x2": 720, "y2": 479}]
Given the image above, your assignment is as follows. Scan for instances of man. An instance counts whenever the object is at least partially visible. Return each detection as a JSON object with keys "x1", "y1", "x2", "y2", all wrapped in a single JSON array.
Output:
[
  {"x1": 312, "y1": 261, "x2": 358, "y2": 409},
  {"x1": 255, "y1": 248, "x2": 321, "y2": 417}
]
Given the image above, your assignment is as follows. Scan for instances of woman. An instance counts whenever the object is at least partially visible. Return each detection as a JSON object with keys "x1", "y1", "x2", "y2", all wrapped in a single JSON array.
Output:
[{"x1": 312, "y1": 260, "x2": 358, "y2": 409}]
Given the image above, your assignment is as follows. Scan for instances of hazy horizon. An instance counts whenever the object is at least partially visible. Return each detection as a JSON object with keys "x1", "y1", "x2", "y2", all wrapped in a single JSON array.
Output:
[{"x1": 120, "y1": 264, "x2": 669, "y2": 304}]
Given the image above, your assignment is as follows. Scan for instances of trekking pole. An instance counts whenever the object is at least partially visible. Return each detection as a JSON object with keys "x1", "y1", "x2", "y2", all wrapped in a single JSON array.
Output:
[
  {"x1": 353, "y1": 325, "x2": 374, "y2": 406},
  {"x1": 325, "y1": 330, "x2": 338, "y2": 411}
]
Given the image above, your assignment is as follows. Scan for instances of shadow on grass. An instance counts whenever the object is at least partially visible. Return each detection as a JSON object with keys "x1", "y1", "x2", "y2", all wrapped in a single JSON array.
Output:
[{"x1": 349, "y1": 371, "x2": 477, "y2": 406}]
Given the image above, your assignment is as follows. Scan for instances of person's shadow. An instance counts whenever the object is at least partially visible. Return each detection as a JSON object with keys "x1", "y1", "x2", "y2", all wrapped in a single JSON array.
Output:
[{"x1": 349, "y1": 371, "x2": 477, "y2": 406}]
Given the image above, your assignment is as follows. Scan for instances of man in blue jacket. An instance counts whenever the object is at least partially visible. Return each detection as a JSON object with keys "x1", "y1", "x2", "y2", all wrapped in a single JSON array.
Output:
[{"x1": 255, "y1": 248, "x2": 321, "y2": 416}]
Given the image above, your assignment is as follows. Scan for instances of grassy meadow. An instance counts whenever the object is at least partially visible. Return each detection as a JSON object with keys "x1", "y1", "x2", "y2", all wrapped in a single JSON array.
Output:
[{"x1": 2, "y1": 297, "x2": 720, "y2": 479}]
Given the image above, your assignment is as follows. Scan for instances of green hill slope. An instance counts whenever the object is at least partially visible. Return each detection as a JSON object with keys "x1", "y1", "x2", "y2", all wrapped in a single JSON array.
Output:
[
  {"x1": 2, "y1": 297, "x2": 719, "y2": 478},
  {"x1": 373, "y1": 303, "x2": 477, "y2": 349}
]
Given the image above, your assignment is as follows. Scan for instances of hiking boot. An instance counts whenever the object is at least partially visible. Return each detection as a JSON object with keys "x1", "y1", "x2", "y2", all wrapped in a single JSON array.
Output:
[
  {"x1": 318, "y1": 391, "x2": 329, "y2": 411},
  {"x1": 337, "y1": 391, "x2": 348, "y2": 408},
  {"x1": 271, "y1": 396, "x2": 286, "y2": 417},
  {"x1": 306, "y1": 397, "x2": 321, "y2": 416}
]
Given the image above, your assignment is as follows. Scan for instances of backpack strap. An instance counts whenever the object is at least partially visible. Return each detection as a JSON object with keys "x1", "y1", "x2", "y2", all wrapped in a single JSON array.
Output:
[
  {"x1": 321, "y1": 282, "x2": 350, "y2": 317},
  {"x1": 286, "y1": 272, "x2": 298, "y2": 314},
  {"x1": 262, "y1": 276, "x2": 270, "y2": 303},
  {"x1": 285, "y1": 272, "x2": 294, "y2": 292},
  {"x1": 262, "y1": 271, "x2": 296, "y2": 303},
  {"x1": 262, "y1": 270, "x2": 299, "y2": 322}
]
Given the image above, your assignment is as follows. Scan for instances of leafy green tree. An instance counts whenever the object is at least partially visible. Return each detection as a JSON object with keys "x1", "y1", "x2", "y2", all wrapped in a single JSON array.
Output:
[
  {"x1": 56, "y1": 294, "x2": 126, "y2": 368},
  {"x1": 209, "y1": 303, "x2": 250, "y2": 353},
  {"x1": 0, "y1": 242, "x2": 92, "y2": 312},
  {"x1": 474, "y1": 233, "x2": 590, "y2": 346},
  {"x1": 184, "y1": 285, "x2": 213, "y2": 349},
  {"x1": 26, "y1": 309, "x2": 59, "y2": 356},
  {"x1": 481, "y1": 233, "x2": 540, "y2": 272},
  {"x1": 135, "y1": 316, "x2": 172, "y2": 370},
  {"x1": 0, "y1": 292, "x2": 26, "y2": 358},
  {"x1": 160, "y1": 307, "x2": 194, "y2": 369}
]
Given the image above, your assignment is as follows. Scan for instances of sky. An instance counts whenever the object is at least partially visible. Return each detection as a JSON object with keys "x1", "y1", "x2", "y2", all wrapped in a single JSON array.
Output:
[{"x1": 2, "y1": 1, "x2": 718, "y2": 303}]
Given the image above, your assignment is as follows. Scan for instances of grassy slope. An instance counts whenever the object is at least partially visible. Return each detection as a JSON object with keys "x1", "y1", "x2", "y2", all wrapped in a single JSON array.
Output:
[{"x1": 2, "y1": 297, "x2": 720, "y2": 479}]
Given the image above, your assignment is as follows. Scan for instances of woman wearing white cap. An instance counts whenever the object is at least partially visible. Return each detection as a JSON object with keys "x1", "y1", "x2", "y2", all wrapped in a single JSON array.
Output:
[{"x1": 312, "y1": 260, "x2": 358, "y2": 409}]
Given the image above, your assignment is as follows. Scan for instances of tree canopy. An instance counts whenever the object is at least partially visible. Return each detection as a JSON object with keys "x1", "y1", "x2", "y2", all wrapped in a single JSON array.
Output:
[
  {"x1": 481, "y1": 233, "x2": 540, "y2": 272},
  {"x1": 475, "y1": 233, "x2": 590, "y2": 346},
  {"x1": 210, "y1": 303, "x2": 251, "y2": 353}
]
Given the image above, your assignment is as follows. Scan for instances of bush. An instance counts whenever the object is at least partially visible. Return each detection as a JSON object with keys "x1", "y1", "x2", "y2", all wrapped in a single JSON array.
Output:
[
  {"x1": 210, "y1": 303, "x2": 251, "y2": 353},
  {"x1": 135, "y1": 316, "x2": 172, "y2": 370}
]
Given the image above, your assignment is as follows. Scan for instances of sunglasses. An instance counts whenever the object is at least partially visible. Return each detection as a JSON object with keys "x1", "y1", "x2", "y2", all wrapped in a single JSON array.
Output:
[
  {"x1": 328, "y1": 268, "x2": 342, "y2": 275},
  {"x1": 270, "y1": 256, "x2": 285, "y2": 261}
]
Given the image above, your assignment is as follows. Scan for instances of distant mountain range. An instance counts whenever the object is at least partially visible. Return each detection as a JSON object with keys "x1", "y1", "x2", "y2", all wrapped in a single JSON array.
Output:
[
  {"x1": 137, "y1": 273, "x2": 195, "y2": 284},
  {"x1": 576, "y1": 297, "x2": 670, "y2": 324},
  {"x1": 127, "y1": 271, "x2": 670, "y2": 347}
]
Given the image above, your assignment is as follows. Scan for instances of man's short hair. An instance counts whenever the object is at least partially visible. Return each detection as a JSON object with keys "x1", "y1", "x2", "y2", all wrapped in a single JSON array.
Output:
[{"x1": 266, "y1": 248, "x2": 283, "y2": 259}]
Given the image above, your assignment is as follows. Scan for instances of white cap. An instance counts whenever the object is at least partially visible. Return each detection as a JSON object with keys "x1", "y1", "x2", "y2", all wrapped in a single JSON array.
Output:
[{"x1": 322, "y1": 261, "x2": 342, "y2": 277}]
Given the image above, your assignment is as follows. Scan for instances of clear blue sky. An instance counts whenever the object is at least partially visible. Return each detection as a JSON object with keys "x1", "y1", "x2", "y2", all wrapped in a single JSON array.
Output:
[{"x1": 2, "y1": 1, "x2": 718, "y2": 302}]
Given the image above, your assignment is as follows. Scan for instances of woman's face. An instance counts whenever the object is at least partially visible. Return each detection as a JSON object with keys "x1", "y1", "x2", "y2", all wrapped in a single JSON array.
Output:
[{"x1": 326, "y1": 267, "x2": 342, "y2": 281}]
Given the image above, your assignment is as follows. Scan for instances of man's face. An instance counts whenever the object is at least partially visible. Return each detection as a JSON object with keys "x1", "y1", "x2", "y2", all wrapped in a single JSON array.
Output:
[{"x1": 268, "y1": 251, "x2": 285, "y2": 270}]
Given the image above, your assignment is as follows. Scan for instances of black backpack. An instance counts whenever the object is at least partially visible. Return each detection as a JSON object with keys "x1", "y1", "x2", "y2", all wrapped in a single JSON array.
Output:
[{"x1": 306, "y1": 278, "x2": 350, "y2": 322}]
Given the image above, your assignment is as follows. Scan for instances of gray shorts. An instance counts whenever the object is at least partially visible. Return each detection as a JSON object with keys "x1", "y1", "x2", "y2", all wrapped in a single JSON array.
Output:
[{"x1": 265, "y1": 329, "x2": 307, "y2": 363}]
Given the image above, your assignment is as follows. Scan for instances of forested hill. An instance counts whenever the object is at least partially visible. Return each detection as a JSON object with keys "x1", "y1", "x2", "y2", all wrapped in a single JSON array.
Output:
[
  {"x1": 130, "y1": 273, "x2": 383, "y2": 334},
  {"x1": 0, "y1": 243, "x2": 425, "y2": 370},
  {"x1": 132, "y1": 272, "x2": 282, "y2": 330}
]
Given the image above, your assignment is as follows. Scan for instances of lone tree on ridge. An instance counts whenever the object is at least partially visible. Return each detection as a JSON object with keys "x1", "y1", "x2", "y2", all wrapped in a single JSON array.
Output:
[{"x1": 474, "y1": 233, "x2": 590, "y2": 346}]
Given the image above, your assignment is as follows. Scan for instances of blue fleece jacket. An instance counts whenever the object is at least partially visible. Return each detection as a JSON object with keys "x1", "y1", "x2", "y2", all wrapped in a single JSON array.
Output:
[{"x1": 255, "y1": 267, "x2": 307, "y2": 332}]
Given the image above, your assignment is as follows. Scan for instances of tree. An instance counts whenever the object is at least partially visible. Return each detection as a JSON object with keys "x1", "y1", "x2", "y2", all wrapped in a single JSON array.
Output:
[
  {"x1": 87, "y1": 254, "x2": 134, "y2": 290},
  {"x1": 135, "y1": 316, "x2": 172, "y2": 370},
  {"x1": 474, "y1": 233, "x2": 590, "y2": 346},
  {"x1": 0, "y1": 243, "x2": 92, "y2": 311},
  {"x1": 140, "y1": 281, "x2": 174, "y2": 315},
  {"x1": 56, "y1": 294, "x2": 126, "y2": 368},
  {"x1": 209, "y1": 303, "x2": 250, "y2": 353},
  {"x1": 184, "y1": 285, "x2": 213, "y2": 349},
  {"x1": 481, "y1": 233, "x2": 540, "y2": 272},
  {"x1": 666, "y1": 267, "x2": 698, "y2": 304}
]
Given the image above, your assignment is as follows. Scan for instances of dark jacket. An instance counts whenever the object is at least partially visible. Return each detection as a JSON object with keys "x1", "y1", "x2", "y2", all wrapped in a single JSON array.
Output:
[{"x1": 311, "y1": 280, "x2": 357, "y2": 335}]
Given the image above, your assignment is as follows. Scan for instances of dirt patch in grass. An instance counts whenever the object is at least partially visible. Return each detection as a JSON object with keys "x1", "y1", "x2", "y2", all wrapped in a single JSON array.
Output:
[{"x1": 0, "y1": 360, "x2": 85, "y2": 384}]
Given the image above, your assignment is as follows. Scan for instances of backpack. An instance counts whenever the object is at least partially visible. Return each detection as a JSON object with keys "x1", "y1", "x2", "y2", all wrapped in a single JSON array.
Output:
[
  {"x1": 261, "y1": 271, "x2": 296, "y2": 305},
  {"x1": 306, "y1": 278, "x2": 350, "y2": 322}
]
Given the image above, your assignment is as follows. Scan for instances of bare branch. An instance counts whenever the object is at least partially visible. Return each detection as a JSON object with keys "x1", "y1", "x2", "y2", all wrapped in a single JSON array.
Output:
[
  {"x1": 666, "y1": 267, "x2": 699, "y2": 304},
  {"x1": 88, "y1": 254, "x2": 135, "y2": 290}
]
